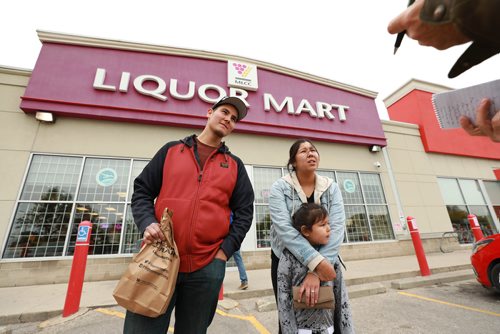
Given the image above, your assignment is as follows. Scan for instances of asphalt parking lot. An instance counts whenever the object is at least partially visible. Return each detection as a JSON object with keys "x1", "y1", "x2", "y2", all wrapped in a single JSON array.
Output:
[{"x1": 5, "y1": 279, "x2": 499, "y2": 333}]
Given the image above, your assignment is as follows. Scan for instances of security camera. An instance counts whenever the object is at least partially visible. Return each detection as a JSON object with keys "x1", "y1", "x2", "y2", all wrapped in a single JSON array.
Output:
[{"x1": 374, "y1": 161, "x2": 381, "y2": 168}]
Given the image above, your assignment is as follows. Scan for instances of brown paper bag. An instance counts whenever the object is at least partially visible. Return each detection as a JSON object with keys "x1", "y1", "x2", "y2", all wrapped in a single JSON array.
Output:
[{"x1": 113, "y1": 208, "x2": 179, "y2": 317}]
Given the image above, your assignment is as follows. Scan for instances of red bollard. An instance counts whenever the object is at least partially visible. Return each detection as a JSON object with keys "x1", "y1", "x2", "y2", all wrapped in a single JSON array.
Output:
[
  {"x1": 218, "y1": 284, "x2": 224, "y2": 301},
  {"x1": 406, "y1": 216, "x2": 431, "y2": 276},
  {"x1": 468, "y1": 214, "x2": 484, "y2": 242},
  {"x1": 63, "y1": 220, "x2": 92, "y2": 317}
]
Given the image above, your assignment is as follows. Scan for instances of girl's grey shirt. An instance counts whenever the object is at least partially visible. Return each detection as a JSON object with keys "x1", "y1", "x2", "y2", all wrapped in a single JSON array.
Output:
[
  {"x1": 269, "y1": 173, "x2": 345, "y2": 271},
  {"x1": 278, "y1": 248, "x2": 334, "y2": 333}
]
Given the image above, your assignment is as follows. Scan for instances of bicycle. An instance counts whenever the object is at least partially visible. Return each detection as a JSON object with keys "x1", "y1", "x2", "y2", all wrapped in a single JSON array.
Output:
[{"x1": 440, "y1": 230, "x2": 474, "y2": 253}]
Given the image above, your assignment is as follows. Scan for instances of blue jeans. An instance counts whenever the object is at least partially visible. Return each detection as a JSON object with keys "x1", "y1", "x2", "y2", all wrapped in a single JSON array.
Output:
[
  {"x1": 232, "y1": 250, "x2": 247, "y2": 283},
  {"x1": 123, "y1": 258, "x2": 226, "y2": 334}
]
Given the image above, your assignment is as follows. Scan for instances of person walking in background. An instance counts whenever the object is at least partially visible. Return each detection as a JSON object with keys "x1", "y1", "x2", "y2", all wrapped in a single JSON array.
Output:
[
  {"x1": 387, "y1": 0, "x2": 500, "y2": 143},
  {"x1": 232, "y1": 249, "x2": 249, "y2": 290},
  {"x1": 269, "y1": 139, "x2": 354, "y2": 333},
  {"x1": 124, "y1": 96, "x2": 255, "y2": 334},
  {"x1": 229, "y1": 212, "x2": 249, "y2": 290},
  {"x1": 278, "y1": 203, "x2": 340, "y2": 334}
]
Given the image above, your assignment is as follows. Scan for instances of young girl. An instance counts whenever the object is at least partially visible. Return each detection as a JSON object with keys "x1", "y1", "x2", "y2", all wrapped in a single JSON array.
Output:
[{"x1": 277, "y1": 203, "x2": 335, "y2": 334}]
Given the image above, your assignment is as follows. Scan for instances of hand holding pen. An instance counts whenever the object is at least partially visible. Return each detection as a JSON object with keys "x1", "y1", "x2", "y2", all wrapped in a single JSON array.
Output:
[
  {"x1": 391, "y1": 0, "x2": 415, "y2": 54},
  {"x1": 387, "y1": 0, "x2": 470, "y2": 53}
]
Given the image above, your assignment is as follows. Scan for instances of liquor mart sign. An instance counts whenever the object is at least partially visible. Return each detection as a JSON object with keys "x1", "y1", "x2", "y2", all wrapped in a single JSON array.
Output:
[
  {"x1": 20, "y1": 38, "x2": 386, "y2": 146},
  {"x1": 93, "y1": 68, "x2": 347, "y2": 122}
]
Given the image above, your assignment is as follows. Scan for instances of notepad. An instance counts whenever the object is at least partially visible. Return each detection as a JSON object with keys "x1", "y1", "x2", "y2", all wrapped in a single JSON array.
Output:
[{"x1": 431, "y1": 79, "x2": 500, "y2": 129}]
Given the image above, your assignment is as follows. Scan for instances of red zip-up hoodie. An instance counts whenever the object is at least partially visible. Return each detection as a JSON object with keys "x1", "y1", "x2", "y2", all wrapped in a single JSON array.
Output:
[{"x1": 131, "y1": 135, "x2": 254, "y2": 273}]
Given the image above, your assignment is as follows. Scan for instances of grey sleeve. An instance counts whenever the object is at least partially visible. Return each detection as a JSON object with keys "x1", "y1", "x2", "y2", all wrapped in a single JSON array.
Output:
[{"x1": 277, "y1": 250, "x2": 298, "y2": 333}]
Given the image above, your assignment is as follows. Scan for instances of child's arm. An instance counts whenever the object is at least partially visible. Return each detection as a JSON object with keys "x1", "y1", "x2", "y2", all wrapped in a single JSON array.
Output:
[
  {"x1": 277, "y1": 250, "x2": 298, "y2": 333},
  {"x1": 318, "y1": 183, "x2": 345, "y2": 264}
]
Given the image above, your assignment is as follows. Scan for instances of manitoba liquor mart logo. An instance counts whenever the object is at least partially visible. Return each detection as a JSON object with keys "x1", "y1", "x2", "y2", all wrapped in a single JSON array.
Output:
[{"x1": 227, "y1": 60, "x2": 258, "y2": 91}]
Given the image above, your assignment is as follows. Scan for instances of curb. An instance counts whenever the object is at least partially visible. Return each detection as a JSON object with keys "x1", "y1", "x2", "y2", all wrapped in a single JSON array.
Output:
[
  {"x1": 0, "y1": 267, "x2": 475, "y2": 325},
  {"x1": 0, "y1": 310, "x2": 61, "y2": 327},
  {"x1": 345, "y1": 264, "x2": 471, "y2": 286},
  {"x1": 390, "y1": 269, "x2": 475, "y2": 290},
  {"x1": 348, "y1": 282, "x2": 387, "y2": 299},
  {"x1": 224, "y1": 288, "x2": 274, "y2": 300}
]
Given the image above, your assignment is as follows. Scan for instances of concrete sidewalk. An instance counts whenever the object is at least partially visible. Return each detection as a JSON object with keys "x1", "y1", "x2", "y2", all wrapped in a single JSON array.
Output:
[{"x1": 0, "y1": 249, "x2": 474, "y2": 326}]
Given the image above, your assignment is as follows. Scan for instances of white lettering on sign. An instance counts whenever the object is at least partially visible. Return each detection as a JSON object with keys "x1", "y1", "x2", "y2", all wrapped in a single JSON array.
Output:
[
  {"x1": 263, "y1": 93, "x2": 294, "y2": 114},
  {"x1": 92, "y1": 68, "x2": 349, "y2": 121},
  {"x1": 229, "y1": 88, "x2": 249, "y2": 104},
  {"x1": 296, "y1": 99, "x2": 317, "y2": 118},
  {"x1": 170, "y1": 79, "x2": 195, "y2": 100},
  {"x1": 332, "y1": 104, "x2": 349, "y2": 121},
  {"x1": 93, "y1": 68, "x2": 116, "y2": 91},
  {"x1": 119, "y1": 72, "x2": 130, "y2": 92},
  {"x1": 263, "y1": 93, "x2": 349, "y2": 121},
  {"x1": 134, "y1": 75, "x2": 167, "y2": 101},
  {"x1": 198, "y1": 84, "x2": 227, "y2": 104},
  {"x1": 316, "y1": 102, "x2": 334, "y2": 120}
]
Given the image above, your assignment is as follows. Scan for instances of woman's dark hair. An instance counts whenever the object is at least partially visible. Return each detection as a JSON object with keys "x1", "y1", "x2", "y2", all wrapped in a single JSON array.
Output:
[
  {"x1": 292, "y1": 203, "x2": 328, "y2": 232},
  {"x1": 286, "y1": 138, "x2": 319, "y2": 174}
]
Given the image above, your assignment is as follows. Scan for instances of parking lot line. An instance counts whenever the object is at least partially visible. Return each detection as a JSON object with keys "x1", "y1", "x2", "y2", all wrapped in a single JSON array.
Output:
[
  {"x1": 216, "y1": 309, "x2": 271, "y2": 334},
  {"x1": 95, "y1": 308, "x2": 125, "y2": 319},
  {"x1": 94, "y1": 308, "x2": 175, "y2": 332},
  {"x1": 94, "y1": 307, "x2": 270, "y2": 333},
  {"x1": 398, "y1": 292, "x2": 500, "y2": 317}
]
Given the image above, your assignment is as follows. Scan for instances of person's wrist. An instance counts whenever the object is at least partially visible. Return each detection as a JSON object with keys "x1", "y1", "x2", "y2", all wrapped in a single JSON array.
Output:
[
  {"x1": 216, "y1": 249, "x2": 227, "y2": 261},
  {"x1": 308, "y1": 271, "x2": 320, "y2": 280}
]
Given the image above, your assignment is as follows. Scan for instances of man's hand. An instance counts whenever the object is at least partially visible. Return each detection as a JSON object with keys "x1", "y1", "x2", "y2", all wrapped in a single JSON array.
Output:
[
  {"x1": 215, "y1": 249, "x2": 227, "y2": 261},
  {"x1": 460, "y1": 98, "x2": 500, "y2": 143},
  {"x1": 387, "y1": 0, "x2": 470, "y2": 50},
  {"x1": 142, "y1": 222, "x2": 165, "y2": 244}
]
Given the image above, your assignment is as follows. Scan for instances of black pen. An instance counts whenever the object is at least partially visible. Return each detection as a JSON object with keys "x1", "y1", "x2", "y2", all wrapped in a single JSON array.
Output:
[{"x1": 393, "y1": 0, "x2": 416, "y2": 55}]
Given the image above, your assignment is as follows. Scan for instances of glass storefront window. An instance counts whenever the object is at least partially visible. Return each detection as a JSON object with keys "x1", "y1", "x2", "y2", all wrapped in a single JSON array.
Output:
[
  {"x1": 3, "y1": 202, "x2": 72, "y2": 258},
  {"x1": 67, "y1": 203, "x2": 125, "y2": 256},
  {"x1": 438, "y1": 178, "x2": 498, "y2": 244},
  {"x1": 78, "y1": 158, "x2": 130, "y2": 202},
  {"x1": 337, "y1": 172, "x2": 363, "y2": 204},
  {"x1": 123, "y1": 204, "x2": 141, "y2": 253},
  {"x1": 437, "y1": 178, "x2": 465, "y2": 205},
  {"x1": 20, "y1": 155, "x2": 81, "y2": 201},
  {"x1": 483, "y1": 181, "x2": 500, "y2": 222},
  {"x1": 3, "y1": 155, "x2": 396, "y2": 259},
  {"x1": 254, "y1": 167, "x2": 282, "y2": 248},
  {"x1": 458, "y1": 179, "x2": 486, "y2": 205},
  {"x1": 252, "y1": 168, "x2": 394, "y2": 247},
  {"x1": 2, "y1": 155, "x2": 148, "y2": 259},
  {"x1": 367, "y1": 205, "x2": 394, "y2": 241},
  {"x1": 445, "y1": 205, "x2": 473, "y2": 244},
  {"x1": 345, "y1": 205, "x2": 370, "y2": 242}
]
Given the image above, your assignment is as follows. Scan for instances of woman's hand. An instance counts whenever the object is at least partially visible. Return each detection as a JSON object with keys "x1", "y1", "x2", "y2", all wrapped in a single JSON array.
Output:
[
  {"x1": 298, "y1": 272, "x2": 321, "y2": 307},
  {"x1": 315, "y1": 259, "x2": 336, "y2": 281}
]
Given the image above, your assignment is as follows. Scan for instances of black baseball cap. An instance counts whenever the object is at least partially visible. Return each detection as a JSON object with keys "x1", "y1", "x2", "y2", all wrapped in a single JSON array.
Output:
[{"x1": 211, "y1": 96, "x2": 248, "y2": 121}]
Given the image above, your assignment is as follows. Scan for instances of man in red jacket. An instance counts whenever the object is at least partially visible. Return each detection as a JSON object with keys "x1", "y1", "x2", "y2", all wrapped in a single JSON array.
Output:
[{"x1": 124, "y1": 96, "x2": 255, "y2": 333}]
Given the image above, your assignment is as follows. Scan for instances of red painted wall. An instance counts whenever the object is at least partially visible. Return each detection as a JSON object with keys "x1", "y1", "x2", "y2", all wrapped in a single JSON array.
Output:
[{"x1": 388, "y1": 89, "x2": 500, "y2": 160}]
